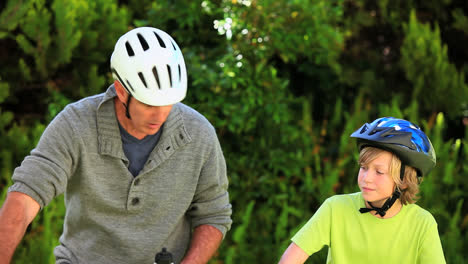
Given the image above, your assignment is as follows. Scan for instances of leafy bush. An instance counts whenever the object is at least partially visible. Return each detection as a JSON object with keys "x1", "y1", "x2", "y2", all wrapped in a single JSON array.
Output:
[
  {"x1": 401, "y1": 10, "x2": 468, "y2": 119},
  {"x1": 0, "y1": 0, "x2": 466, "y2": 263}
]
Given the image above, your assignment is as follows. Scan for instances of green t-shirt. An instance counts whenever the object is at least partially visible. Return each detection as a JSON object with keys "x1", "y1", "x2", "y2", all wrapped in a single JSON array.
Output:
[{"x1": 292, "y1": 192, "x2": 445, "y2": 263}]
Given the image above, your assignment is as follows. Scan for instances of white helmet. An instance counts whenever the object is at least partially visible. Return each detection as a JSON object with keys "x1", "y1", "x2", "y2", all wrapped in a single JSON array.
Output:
[{"x1": 110, "y1": 27, "x2": 187, "y2": 106}]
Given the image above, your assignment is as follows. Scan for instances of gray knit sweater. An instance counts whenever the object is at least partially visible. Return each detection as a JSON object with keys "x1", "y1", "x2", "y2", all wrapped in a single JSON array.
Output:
[{"x1": 9, "y1": 85, "x2": 232, "y2": 264}]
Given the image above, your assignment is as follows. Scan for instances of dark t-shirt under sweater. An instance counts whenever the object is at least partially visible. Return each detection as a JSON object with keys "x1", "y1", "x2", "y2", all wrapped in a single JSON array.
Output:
[{"x1": 118, "y1": 122, "x2": 162, "y2": 177}]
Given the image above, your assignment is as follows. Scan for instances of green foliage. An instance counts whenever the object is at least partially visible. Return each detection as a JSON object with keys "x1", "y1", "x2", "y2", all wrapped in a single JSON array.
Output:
[
  {"x1": 0, "y1": 0, "x2": 467, "y2": 263},
  {"x1": 13, "y1": 0, "x2": 129, "y2": 80},
  {"x1": 0, "y1": 75, "x2": 12, "y2": 201},
  {"x1": 417, "y1": 113, "x2": 467, "y2": 263},
  {"x1": 0, "y1": 0, "x2": 130, "y2": 126},
  {"x1": 0, "y1": 0, "x2": 33, "y2": 38},
  {"x1": 224, "y1": 200, "x2": 256, "y2": 264},
  {"x1": 452, "y1": 8, "x2": 468, "y2": 35},
  {"x1": 0, "y1": 76, "x2": 10, "y2": 105},
  {"x1": 51, "y1": 0, "x2": 86, "y2": 66},
  {"x1": 0, "y1": 76, "x2": 46, "y2": 203},
  {"x1": 401, "y1": 10, "x2": 468, "y2": 118},
  {"x1": 16, "y1": 0, "x2": 52, "y2": 79}
]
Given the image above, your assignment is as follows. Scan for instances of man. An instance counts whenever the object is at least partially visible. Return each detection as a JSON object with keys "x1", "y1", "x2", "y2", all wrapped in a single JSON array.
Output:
[{"x1": 0, "y1": 27, "x2": 232, "y2": 264}]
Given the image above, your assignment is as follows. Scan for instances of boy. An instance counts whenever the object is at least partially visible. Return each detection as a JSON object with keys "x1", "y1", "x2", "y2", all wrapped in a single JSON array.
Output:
[{"x1": 278, "y1": 117, "x2": 446, "y2": 264}]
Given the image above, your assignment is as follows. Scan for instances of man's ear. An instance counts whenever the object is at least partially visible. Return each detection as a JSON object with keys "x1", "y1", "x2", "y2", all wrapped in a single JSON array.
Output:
[{"x1": 114, "y1": 80, "x2": 128, "y2": 103}]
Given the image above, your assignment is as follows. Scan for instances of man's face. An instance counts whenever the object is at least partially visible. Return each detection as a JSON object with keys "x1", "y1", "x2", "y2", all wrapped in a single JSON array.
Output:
[
  {"x1": 125, "y1": 99, "x2": 173, "y2": 139},
  {"x1": 114, "y1": 80, "x2": 173, "y2": 139}
]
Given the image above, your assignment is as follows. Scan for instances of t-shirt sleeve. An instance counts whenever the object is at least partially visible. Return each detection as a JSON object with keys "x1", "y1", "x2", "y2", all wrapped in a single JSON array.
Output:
[
  {"x1": 418, "y1": 220, "x2": 446, "y2": 264},
  {"x1": 291, "y1": 198, "x2": 333, "y2": 255}
]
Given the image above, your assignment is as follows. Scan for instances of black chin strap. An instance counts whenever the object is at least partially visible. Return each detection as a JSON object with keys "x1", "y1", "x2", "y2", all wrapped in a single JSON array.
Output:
[
  {"x1": 359, "y1": 163, "x2": 405, "y2": 217},
  {"x1": 123, "y1": 95, "x2": 132, "y2": 119},
  {"x1": 360, "y1": 190, "x2": 401, "y2": 217}
]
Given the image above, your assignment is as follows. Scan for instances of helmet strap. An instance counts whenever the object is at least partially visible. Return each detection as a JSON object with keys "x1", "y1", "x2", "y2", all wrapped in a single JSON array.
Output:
[
  {"x1": 359, "y1": 190, "x2": 401, "y2": 217},
  {"x1": 123, "y1": 95, "x2": 132, "y2": 119},
  {"x1": 359, "y1": 163, "x2": 405, "y2": 217}
]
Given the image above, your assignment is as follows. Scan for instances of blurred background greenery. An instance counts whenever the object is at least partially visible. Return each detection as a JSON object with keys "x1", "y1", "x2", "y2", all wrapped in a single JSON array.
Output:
[{"x1": 0, "y1": 0, "x2": 467, "y2": 263}]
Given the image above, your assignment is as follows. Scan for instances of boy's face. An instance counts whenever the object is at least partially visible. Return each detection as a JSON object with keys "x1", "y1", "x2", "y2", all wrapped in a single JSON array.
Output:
[{"x1": 358, "y1": 150, "x2": 396, "y2": 207}]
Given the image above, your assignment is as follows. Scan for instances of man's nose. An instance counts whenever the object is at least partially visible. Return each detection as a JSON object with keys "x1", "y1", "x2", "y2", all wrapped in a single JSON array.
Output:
[{"x1": 150, "y1": 106, "x2": 171, "y2": 119}]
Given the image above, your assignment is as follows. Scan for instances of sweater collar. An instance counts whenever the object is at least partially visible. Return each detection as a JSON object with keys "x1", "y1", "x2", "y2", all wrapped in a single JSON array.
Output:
[{"x1": 96, "y1": 84, "x2": 192, "y2": 166}]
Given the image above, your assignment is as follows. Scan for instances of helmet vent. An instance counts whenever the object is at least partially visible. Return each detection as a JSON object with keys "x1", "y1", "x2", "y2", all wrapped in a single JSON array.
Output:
[
  {"x1": 112, "y1": 68, "x2": 133, "y2": 93},
  {"x1": 126, "y1": 80, "x2": 135, "y2": 92},
  {"x1": 152, "y1": 66, "x2": 161, "y2": 89},
  {"x1": 137, "y1": 33, "x2": 149, "y2": 51},
  {"x1": 154, "y1": 32, "x2": 166, "y2": 48},
  {"x1": 167, "y1": 65, "x2": 173, "y2": 88},
  {"x1": 125, "y1": 41, "x2": 135, "y2": 56},
  {"x1": 171, "y1": 41, "x2": 177, "y2": 51},
  {"x1": 178, "y1": 64, "x2": 181, "y2": 82},
  {"x1": 138, "y1": 72, "x2": 147, "y2": 88}
]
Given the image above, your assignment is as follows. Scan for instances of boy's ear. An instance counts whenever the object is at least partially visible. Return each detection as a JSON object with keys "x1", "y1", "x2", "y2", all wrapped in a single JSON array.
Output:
[{"x1": 114, "y1": 80, "x2": 128, "y2": 103}]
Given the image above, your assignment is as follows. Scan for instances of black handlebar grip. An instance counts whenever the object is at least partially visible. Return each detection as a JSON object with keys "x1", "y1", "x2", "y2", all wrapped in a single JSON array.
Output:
[{"x1": 155, "y1": 247, "x2": 173, "y2": 264}]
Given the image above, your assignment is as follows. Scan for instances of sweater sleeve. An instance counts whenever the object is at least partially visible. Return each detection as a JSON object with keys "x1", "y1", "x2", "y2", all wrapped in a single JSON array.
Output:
[
  {"x1": 186, "y1": 132, "x2": 232, "y2": 237},
  {"x1": 291, "y1": 198, "x2": 332, "y2": 255},
  {"x1": 8, "y1": 108, "x2": 79, "y2": 209}
]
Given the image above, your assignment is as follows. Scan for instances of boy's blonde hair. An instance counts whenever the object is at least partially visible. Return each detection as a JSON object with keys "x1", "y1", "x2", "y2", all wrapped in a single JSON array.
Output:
[{"x1": 359, "y1": 147, "x2": 420, "y2": 205}]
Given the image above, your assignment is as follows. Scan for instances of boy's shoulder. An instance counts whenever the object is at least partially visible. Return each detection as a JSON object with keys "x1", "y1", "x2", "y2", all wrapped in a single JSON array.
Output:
[
  {"x1": 403, "y1": 203, "x2": 438, "y2": 225},
  {"x1": 327, "y1": 192, "x2": 362, "y2": 203},
  {"x1": 325, "y1": 192, "x2": 363, "y2": 211}
]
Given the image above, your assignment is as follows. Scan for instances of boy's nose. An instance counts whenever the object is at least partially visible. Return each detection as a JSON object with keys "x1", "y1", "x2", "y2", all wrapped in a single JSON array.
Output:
[{"x1": 362, "y1": 171, "x2": 374, "y2": 182}]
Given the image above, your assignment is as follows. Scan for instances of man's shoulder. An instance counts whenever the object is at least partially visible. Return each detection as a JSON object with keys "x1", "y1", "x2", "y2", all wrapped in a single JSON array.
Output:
[
  {"x1": 68, "y1": 92, "x2": 106, "y2": 111},
  {"x1": 172, "y1": 103, "x2": 220, "y2": 144},
  {"x1": 174, "y1": 103, "x2": 211, "y2": 123},
  {"x1": 173, "y1": 103, "x2": 215, "y2": 131},
  {"x1": 64, "y1": 85, "x2": 114, "y2": 114},
  {"x1": 56, "y1": 93, "x2": 99, "y2": 114},
  {"x1": 53, "y1": 92, "x2": 108, "y2": 131}
]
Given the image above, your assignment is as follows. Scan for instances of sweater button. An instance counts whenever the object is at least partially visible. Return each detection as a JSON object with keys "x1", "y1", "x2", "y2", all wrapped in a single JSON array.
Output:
[
  {"x1": 131, "y1": 197, "x2": 140, "y2": 205},
  {"x1": 134, "y1": 179, "x2": 140, "y2": 186}
]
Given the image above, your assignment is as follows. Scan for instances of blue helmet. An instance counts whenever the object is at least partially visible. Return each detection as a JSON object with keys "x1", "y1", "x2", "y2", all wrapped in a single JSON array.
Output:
[{"x1": 350, "y1": 117, "x2": 436, "y2": 177}]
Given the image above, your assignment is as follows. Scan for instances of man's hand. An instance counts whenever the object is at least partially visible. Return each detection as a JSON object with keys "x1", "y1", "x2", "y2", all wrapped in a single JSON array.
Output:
[
  {"x1": 180, "y1": 225, "x2": 223, "y2": 264},
  {"x1": 0, "y1": 192, "x2": 40, "y2": 264}
]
